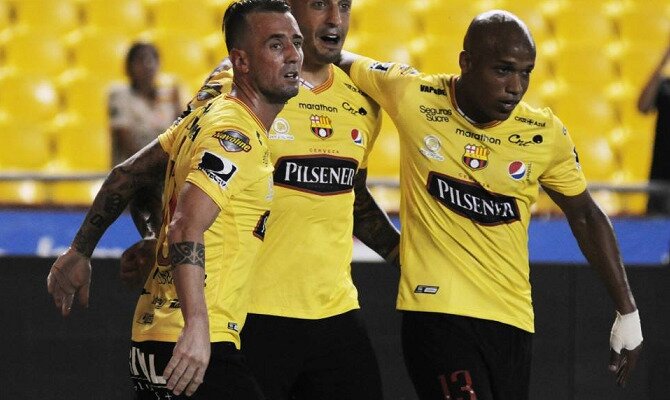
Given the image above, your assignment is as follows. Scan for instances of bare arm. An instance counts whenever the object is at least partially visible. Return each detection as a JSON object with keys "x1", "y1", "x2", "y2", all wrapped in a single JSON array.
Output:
[
  {"x1": 353, "y1": 169, "x2": 400, "y2": 267},
  {"x1": 46, "y1": 140, "x2": 168, "y2": 316},
  {"x1": 544, "y1": 187, "x2": 642, "y2": 386},
  {"x1": 638, "y1": 41, "x2": 670, "y2": 113},
  {"x1": 336, "y1": 50, "x2": 363, "y2": 75},
  {"x1": 163, "y1": 183, "x2": 219, "y2": 397}
]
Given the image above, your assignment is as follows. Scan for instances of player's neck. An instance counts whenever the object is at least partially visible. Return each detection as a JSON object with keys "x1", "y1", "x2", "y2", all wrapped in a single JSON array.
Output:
[
  {"x1": 300, "y1": 61, "x2": 331, "y2": 87},
  {"x1": 230, "y1": 84, "x2": 284, "y2": 132}
]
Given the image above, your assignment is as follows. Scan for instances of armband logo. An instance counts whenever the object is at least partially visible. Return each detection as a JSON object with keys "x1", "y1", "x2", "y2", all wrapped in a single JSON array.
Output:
[{"x1": 214, "y1": 130, "x2": 252, "y2": 152}]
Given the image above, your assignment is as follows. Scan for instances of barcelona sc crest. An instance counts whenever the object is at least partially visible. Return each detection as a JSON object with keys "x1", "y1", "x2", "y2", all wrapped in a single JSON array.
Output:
[
  {"x1": 310, "y1": 114, "x2": 334, "y2": 139},
  {"x1": 462, "y1": 144, "x2": 490, "y2": 170}
]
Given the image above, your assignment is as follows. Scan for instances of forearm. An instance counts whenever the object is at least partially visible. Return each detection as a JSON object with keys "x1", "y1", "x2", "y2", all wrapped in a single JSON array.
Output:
[
  {"x1": 352, "y1": 170, "x2": 400, "y2": 263},
  {"x1": 129, "y1": 184, "x2": 164, "y2": 239},
  {"x1": 170, "y1": 240, "x2": 209, "y2": 328},
  {"x1": 638, "y1": 50, "x2": 669, "y2": 113},
  {"x1": 567, "y1": 205, "x2": 637, "y2": 313}
]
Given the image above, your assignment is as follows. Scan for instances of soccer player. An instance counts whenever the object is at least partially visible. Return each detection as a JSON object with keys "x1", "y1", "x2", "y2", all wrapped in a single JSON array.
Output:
[
  {"x1": 46, "y1": 1, "x2": 303, "y2": 398},
  {"x1": 337, "y1": 10, "x2": 643, "y2": 400},
  {"x1": 124, "y1": 1, "x2": 400, "y2": 399}
]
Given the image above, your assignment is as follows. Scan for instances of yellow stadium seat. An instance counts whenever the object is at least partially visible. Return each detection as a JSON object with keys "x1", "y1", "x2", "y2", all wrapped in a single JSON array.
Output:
[
  {"x1": 366, "y1": 112, "x2": 400, "y2": 180},
  {"x1": 60, "y1": 73, "x2": 111, "y2": 124},
  {"x1": 619, "y1": 44, "x2": 666, "y2": 87},
  {"x1": 0, "y1": 119, "x2": 51, "y2": 170},
  {"x1": 152, "y1": 0, "x2": 219, "y2": 35},
  {"x1": 50, "y1": 180, "x2": 104, "y2": 206},
  {"x1": 84, "y1": 0, "x2": 147, "y2": 34},
  {"x1": 553, "y1": 46, "x2": 617, "y2": 89},
  {"x1": 14, "y1": 0, "x2": 79, "y2": 34},
  {"x1": 70, "y1": 28, "x2": 132, "y2": 80},
  {"x1": 408, "y1": 35, "x2": 461, "y2": 75},
  {"x1": 412, "y1": 1, "x2": 474, "y2": 38},
  {"x1": 344, "y1": 33, "x2": 411, "y2": 65},
  {"x1": 0, "y1": 181, "x2": 48, "y2": 205},
  {"x1": 619, "y1": 9, "x2": 670, "y2": 48},
  {"x1": 0, "y1": 0, "x2": 11, "y2": 33},
  {"x1": 51, "y1": 117, "x2": 110, "y2": 171},
  {"x1": 0, "y1": 75, "x2": 60, "y2": 122},
  {"x1": 574, "y1": 136, "x2": 618, "y2": 182},
  {"x1": 150, "y1": 31, "x2": 210, "y2": 80},
  {"x1": 4, "y1": 32, "x2": 69, "y2": 77},
  {"x1": 351, "y1": 2, "x2": 418, "y2": 43},
  {"x1": 552, "y1": 9, "x2": 614, "y2": 46}
]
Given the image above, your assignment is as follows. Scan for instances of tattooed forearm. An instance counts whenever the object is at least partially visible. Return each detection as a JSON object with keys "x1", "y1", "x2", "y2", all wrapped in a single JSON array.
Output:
[
  {"x1": 352, "y1": 170, "x2": 400, "y2": 267},
  {"x1": 170, "y1": 242, "x2": 205, "y2": 269},
  {"x1": 70, "y1": 142, "x2": 168, "y2": 257}
]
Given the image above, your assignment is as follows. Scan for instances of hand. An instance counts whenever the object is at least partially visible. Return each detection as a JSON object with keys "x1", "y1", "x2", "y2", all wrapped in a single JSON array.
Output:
[
  {"x1": 608, "y1": 310, "x2": 643, "y2": 387},
  {"x1": 164, "y1": 321, "x2": 211, "y2": 396},
  {"x1": 120, "y1": 238, "x2": 157, "y2": 289},
  {"x1": 46, "y1": 248, "x2": 92, "y2": 317}
]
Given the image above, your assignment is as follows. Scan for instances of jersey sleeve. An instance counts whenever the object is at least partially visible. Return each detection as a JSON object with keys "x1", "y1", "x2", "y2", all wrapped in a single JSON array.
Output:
[
  {"x1": 157, "y1": 112, "x2": 193, "y2": 154},
  {"x1": 539, "y1": 115, "x2": 588, "y2": 196},
  {"x1": 349, "y1": 57, "x2": 418, "y2": 113},
  {"x1": 186, "y1": 124, "x2": 262, "y2": 211},
  {"x1": 187, "y1": 69, "x2": 234, "y2": 110}
]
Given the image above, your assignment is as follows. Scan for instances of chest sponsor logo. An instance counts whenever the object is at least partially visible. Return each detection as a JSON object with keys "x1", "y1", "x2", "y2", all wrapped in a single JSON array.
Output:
[
  {"x1": 419, "y1": 105, "x2": 452, "y2": 122},
  {"x1": 214, "y1": 130, "x2": 252, "y2": 152},
  {"x1": 420, "y1": 135, "x2": 445, "y2": 161},
  {"x1": 253, "y1": 211, "x2": 270, "y2": 240},
  {"x1": 343, "y1": 82, "x2": 364, "y2": 95},
  {"x1": 455, "y1": 128, "x2": 501, "y2": 145},
  {"x1": 515, "y1": 116, "x2": 546, "y2": 127},
  {"x1": 274, "y1": 155, "x2": 358, "y2": 195},
  {"x1": 508, "y1": 133, "x2": 543, "y2": 146},
  {"x1": 198, "y1": 151, "x2": 238, "y2": 188},
  {"x1": 270, "y1": 117, "x2": 294, "y2": 141},
  {"x1": 420, "y1": 84, "x2": 446, "y2": 96},
  {"x1": 342, "y1": 101, "x2": 368, "y2": 116},
  {"x1": 508, "y1": 161, "x2": 527, "y2": 180},
  {"x1": 299, "y1": 102, "x2": 338, "y2": 113},
  {"x1": 427, "y1": 173, "x2": 520, "y2": 225},
  {"x1": 462, "y1": 144, "x2": 490, "y2": 170},
  {"x1": 310, "y1": 115, "x2": 334, "y2": 139},
  {"x1": 351, "y1": 129, "x2": 364, "y2": 146}
]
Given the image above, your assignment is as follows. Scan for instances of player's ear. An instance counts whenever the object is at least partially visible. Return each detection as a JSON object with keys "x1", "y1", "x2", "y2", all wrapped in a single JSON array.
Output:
[
  {"x1": 230, "y1": 49, "x2": 250, "y2": 74},
  {"x1": 459, "y1": 50, "x2": 471, "y2": 74}
]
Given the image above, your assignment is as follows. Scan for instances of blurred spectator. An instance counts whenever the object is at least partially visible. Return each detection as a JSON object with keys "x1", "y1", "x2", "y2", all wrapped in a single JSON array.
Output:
[
  {"x1": 108, "y1": 42, "x2": 181, "y2": 166},
  {"x1": 638, "y1": 40, "x2": 670, "y2": 215}
]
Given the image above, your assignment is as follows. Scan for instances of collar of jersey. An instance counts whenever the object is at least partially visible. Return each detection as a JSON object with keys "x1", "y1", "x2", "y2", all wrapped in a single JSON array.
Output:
[
  {"x1": 449, "y1": 76, "x2": 503, "y2": 130},
  {"x1": 299, "y1": 65, "x2": 334, "y2": 94},
  {"x1": 224, "y1": 94, "x2": 268, "y2": 135}
]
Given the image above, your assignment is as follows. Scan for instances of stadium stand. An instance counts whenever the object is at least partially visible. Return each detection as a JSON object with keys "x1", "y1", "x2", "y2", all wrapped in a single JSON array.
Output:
[{"x1": 0, "y1": 0, "x2": 668, "y2": 214}]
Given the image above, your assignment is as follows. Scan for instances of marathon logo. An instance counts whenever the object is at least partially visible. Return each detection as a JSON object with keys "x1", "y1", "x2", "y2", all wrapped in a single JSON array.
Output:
[
  {"x1": 274, "y1": 155, "x2": 358, "y2": 195},
  {"x1": 198, "y1": 151, "x2": 238, "y2": 188},
  {"x1": 214, "y1": 130, "x2": 252, "y2": 152},
  {"x1": 420, "y1": 84, "x2": 447, "y2": 96},
  {"x1": 299, "y1": 102, "x2": 338, "y2": 113},
  {"x1": 455, "y1": 128, "x2": 501, "y2": 145},
  {"x1": 427, "y1": 172, "x2": 520, "y2": 225}
]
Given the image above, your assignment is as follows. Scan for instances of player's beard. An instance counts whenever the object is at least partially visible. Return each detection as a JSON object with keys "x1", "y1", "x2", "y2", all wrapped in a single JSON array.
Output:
[{"x1": 261, "y1": 84, "x2": 299, "y2": 105}]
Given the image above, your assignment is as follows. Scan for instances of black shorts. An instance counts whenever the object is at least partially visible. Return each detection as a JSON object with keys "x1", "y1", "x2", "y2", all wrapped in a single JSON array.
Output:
[
  {"x1": 240, "y1": 310, "x2": 383, "y2": 400},
  {"x1": 129, "y1": 340, "x2": 265, "y2": 400},
  {"x1": 401, "y1": 311, "x2": 532, "y2": 400}
]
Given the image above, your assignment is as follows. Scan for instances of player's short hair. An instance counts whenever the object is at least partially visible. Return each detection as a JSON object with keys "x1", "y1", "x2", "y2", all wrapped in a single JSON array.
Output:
[{"x1": 222, "y1": 0, "x2": 292, "y2": 52}]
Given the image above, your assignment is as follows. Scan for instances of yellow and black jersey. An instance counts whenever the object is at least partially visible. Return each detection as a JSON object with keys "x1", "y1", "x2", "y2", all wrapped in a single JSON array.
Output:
[
  {"x1": 131, "y1": 94, "x2": 273, "y2": 348},
  {"x1": 351, "y1": 57, "x2": 587, "y2": 332},
  {"x1": 192, "y1": 66, "x2": 382, "y2": 319}
]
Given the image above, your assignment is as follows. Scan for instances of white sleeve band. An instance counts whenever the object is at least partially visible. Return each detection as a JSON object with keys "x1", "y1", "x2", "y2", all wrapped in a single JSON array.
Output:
[{"x1": 610, "y1": 310, "x2": 643, "y2": 353}]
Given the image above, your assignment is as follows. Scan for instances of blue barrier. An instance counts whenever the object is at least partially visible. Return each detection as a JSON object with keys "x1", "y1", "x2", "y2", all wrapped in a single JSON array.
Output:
[{"x1": 1, "y1": 209, "x2": 668, "y2": 264}]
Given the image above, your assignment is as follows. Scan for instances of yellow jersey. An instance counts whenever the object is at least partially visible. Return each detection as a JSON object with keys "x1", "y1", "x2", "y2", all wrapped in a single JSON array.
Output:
[
  {"x1": 351, "y1": 58, "x2": 587, "y2": 332},
  {"x1": 189, "y1": 66, "x2": 381, "y2": 319},
  {"x1": 131, "y1": 94, "x2": 274, "y2": 348}
]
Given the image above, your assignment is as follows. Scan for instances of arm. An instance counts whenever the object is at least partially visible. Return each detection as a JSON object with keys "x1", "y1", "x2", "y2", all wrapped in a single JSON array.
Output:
[
  {"x1": 544, "y1": 187, "x2": 642, "y2": 386},
  {"x1": 162, "y1": 183, "x2": 219, "y2": 397},
  {"x1": 352, "y1": 169, "x2": 400, "y2": 267},
  {"x1": 336, "y1": 50, "x2": 363, "y2": 75},
  {"x1": 46, "y1": 140, "x2": 168, "y2": 316},
  {"x1": 638, "y1": 40, "x2": 670, "y2": 113}
]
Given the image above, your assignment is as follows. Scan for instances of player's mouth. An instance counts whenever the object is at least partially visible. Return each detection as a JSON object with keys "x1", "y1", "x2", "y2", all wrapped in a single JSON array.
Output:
[
  {"x1": 319, "y1": 33, "x2": 342, "y2": 48},
  {"x1": 499, "y1": 99, "x2": 519, "y2": 112},
  {"x1": 283, "y1": 71, "x2": 300, "y2": 82}
]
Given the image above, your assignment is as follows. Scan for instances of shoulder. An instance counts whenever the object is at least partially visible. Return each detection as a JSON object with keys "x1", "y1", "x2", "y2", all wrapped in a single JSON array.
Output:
[{"x1": 107, "y1": 82, "x2": 131, "y2": 99}]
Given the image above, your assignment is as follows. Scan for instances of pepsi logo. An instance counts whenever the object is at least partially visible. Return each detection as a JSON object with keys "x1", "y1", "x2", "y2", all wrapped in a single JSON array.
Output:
[
  {"x1": 351, "y1": 129, "x2": 363, "y2": 145},
  {"x1": 508, "y1": 161, "x2": 526, "y2": 180}
]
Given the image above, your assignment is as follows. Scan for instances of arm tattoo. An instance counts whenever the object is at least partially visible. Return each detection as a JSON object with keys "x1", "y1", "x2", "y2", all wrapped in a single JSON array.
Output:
[
  {"x1": 352, "y1": 170, "x2": 400, "y2": 265},
  {"x1": 170, "y1": 242, "x2": 205, "y2": 269}
]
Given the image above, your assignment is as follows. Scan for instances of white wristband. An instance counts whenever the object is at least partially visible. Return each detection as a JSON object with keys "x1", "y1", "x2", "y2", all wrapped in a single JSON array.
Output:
[{"x1": 610, "y1": 310, "x2": 643, "y2": 353}]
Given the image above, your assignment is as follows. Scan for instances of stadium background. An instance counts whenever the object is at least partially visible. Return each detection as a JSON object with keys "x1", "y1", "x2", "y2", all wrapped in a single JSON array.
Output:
[{"x1": 0, "y1": 0, "x2": 669, "y2": 399}]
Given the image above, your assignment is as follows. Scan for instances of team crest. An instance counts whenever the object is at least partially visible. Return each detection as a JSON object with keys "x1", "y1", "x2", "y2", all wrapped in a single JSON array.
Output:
[
  {"x1": 310, "y1": 115, "x2": 333, "y2": 139},
  {"x1": 462, "y1": 144, "x2": 490, "y2": 170},
  {"x1": 351, "y1": 129, "x2": 364, "y2": 146},
  {"x1": 508, "y1": 161, "x2": 527, "y2": 180}
]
